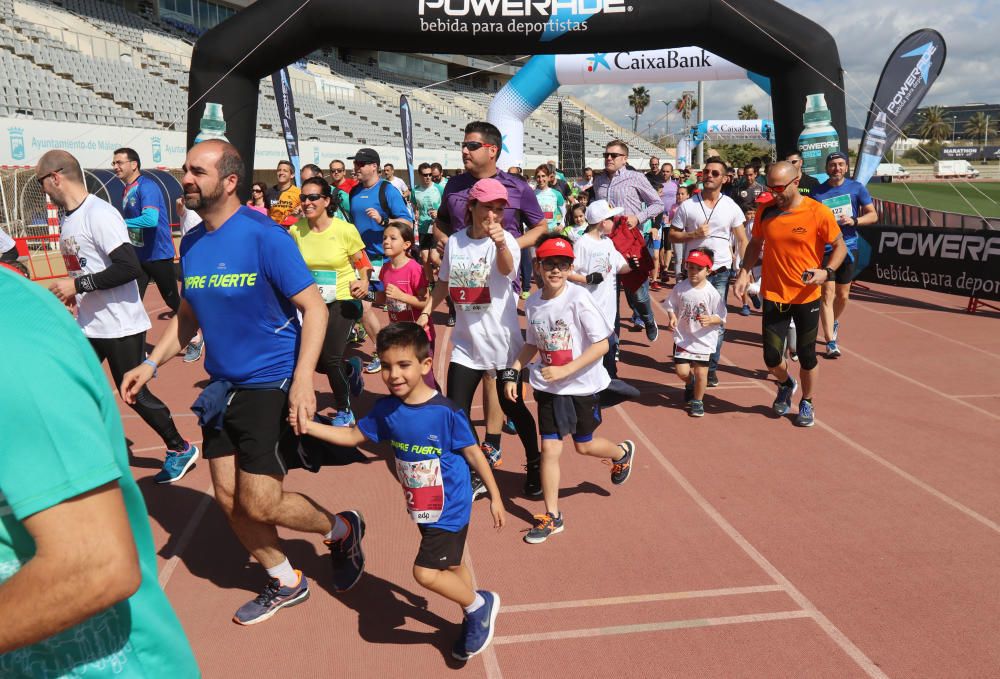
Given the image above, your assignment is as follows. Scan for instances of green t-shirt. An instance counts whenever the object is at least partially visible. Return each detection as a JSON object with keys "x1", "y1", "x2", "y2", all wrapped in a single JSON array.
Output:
[
  {"x1": 0, "y1": 269, "x2": 199, "y2": 678},
  {"x1": 535, "y1": 187, "x2": 565, "y2": 231},
  {"x1": 412, "y1": 184, "x2": 443, "y2": 235}
]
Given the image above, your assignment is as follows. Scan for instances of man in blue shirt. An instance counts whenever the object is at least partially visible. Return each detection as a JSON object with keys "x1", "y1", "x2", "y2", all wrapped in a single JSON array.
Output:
[
  {"x1": 347, "y1": 147, "x2": 413, "y2": 373},
  {"x1": 112, "y1": 148, "x2": 180, "y2": 314},
  {"x1": 812, "y1": 151, "x2": 878, "y2": 358},
  {"x1": 121, "y1": 140, "x2": 367, "y2": 626}
]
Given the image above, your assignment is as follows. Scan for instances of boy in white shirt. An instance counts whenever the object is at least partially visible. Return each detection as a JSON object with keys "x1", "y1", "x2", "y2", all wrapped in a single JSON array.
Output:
[
  {"x1": 504, "y1": 234, "x2": 636, "y2": 544},
  {"x1": 664, "y1": 248, "x2": 727, "y2": 417}
]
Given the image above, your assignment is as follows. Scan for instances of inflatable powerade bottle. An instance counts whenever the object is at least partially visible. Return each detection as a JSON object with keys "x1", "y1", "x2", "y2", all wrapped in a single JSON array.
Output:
[
  {"x1": 797, "y1": 93, "x2": 839, "y2": 183},
  {"x1": 854, "y1": 112, "x2": 888, "y2": 186},
  {"x1": 194, "y1": 103, "x2": 229, "y2": 143}
]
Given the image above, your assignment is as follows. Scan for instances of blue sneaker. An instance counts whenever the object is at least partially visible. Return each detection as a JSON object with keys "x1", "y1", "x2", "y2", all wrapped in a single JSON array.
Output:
[
  {"x1": 233, "y1": 571, "x2": 310, "y2": 625},
  {"x1": 463, "y1": 591, "x2": 500, "y2": 658},
  {"x1": 346, "y1": 356, "x2": 364, "y2": 396},
  {"x1": 631, "y1": 312, "x2": 646, "y2": 330},
  {"x1": 524, "y1": 512, "x2": 563, "y2": 544},
  {"x1": 740, "y1": 304, "x2": 751, "y2": 316},
  {"x1": 183, "y1": 338, "x2": 204, "y2": 363},
  {"x1": 332, "y1": 410, "x2": 356, "y2": 427},
  {"x1": 826, "y1": 341, "x2": 841, "y2": 359},
  {"x1": 154, "y1": 443, "x2": 199, "y2": 484},
  {"x1": 364, "y1": 356, "x2": 381, "y2": 374},
  {"x1": 773, "y1": 377, "x2": 798, "y2": 416},
  {"x1": 481, "y1": 442, "x2": 502, "y2": 468},
  {"x1": 795, "y1": 400, "x2": 815, "y2": 427},
  {"x1": 689, "y1": 399, "x2": 705, "y2": 417},
  {"x1": 502, "y1": 417, "x2": 517, "y2": 435},
  {"x1": 326, "y1": 510, "x2": 366, "y2": 592},
  {"x1": 832, "y1": 319, "x2": 840, "y2": 341}
]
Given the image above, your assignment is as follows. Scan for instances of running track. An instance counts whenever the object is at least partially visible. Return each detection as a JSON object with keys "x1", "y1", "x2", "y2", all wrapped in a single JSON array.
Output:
[{"x1": 117, "y1": 281, "x2": 1000, "y2": 678}]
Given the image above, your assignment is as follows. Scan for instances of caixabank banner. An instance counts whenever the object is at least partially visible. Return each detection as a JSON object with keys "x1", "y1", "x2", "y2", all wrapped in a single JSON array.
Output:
[{"x1": 855, "y1": 226, "x2": 1000, "y2": 301}]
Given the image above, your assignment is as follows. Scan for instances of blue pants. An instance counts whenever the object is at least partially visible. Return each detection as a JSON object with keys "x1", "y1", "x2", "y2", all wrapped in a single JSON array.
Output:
[
  {"x1": 615, "y1": 280, "x2": 654, "y2": 336},
  {"x1": 706, "y1": 268, "x2": 730, "y2": 375}
]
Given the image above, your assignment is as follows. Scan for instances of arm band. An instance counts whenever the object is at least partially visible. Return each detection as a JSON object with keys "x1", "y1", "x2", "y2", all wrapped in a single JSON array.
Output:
[
  {"x1": 352, "y1": 251, "x2": 372, "y2": 271},
  {"x1": 498, "y1": 368, "x2": 518, "y2": 383},
  {"x1": 142, "y1": 358, "x2": 158, "y2": 377},
  {"x1": 75, "y1": 243, "x2": 141, "y2": 293}
]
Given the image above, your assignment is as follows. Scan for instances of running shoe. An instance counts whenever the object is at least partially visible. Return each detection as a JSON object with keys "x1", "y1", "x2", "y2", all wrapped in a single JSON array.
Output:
[
  {"x1": 649, "y1": 280, "x2": 662, "y2": 292},
  {"x1": 740, "y1": 304, "x2": 751, "y2": 316},
  {"x1": 630, "y1": 312, "x2": 646, "y2": 330},
  {"x1": 524, "y1": 512, "x2": 564, "y2": 544},
  {"x1": 347, "y1": 325, "x2": 358, "y2": 345},
  {"x1": 795, "y1": 399, "x2": 815, "y2": 427},
  {"x1": 789, "y1": 351, "x2": 799, "y2": 362},
  {"x1": 523, "y1": 461, "x2": 542, "y2": 497},
  {"x1": 481, "y1": 442, "x2": 502, "y2": 468},
  {"x1": 346, "y1": 356, "x2": 364, "y2": 396},
  {"x1": 610, "y1": 440, "x2": 635, "y2": 485},
  {"x1": 351, "y1": 323, "x2": 367, "y2": 345},
  {"x1": 463, "y1": 591, "x2": 500, "y2": 657},
  {"x1": 183, "y1": 338, "x2": 204, "y2": 363},
  {"x1": 683, "y1": 378, "x2": 694, "y2": 406},
  {"x1": 364, "y1": 356, "x2": 382, "y2": 374},
  {"x1": 519, "y1": 290, "x2": 531, "y2": 300},
  {"x1": 233, "y1": 572, "x2": 310, "y2": 625},
  {"x1": 154, "y1": 443, "x2": 199, "y2": 484},
  {"x1": 749, "y1": 292, "x2": 762, "y2": 310},
  {"x1": 707, "y1": 372, "x2": 719, "y2": 388},
  {"x1": 470, "y1": 471, "x2": 488, "y2": 500},
  {"x1": 773, "y1": 377, "x2": 798, "y2": 416},
  {"x1": 502, "y1": 417, "x2": 517, "y2": 435},
  {"x1": 689, "y1": 399, "x2": 705, "y2": 417},
  {"x1": 645, "y1": 320, "x2": 659, "y2": 343},
  {"x1": 332, "y1": 410, "x2": 356, "y2": 427},
  {"x1": 826, "y1": 341, "x2": 841, "y2": 359},
  {"x1": 326, "y1": 510, "x2": 366, "y2": 592},
  {"x1": 832, "y1": 319, "x2": 840, "y2": 342}
]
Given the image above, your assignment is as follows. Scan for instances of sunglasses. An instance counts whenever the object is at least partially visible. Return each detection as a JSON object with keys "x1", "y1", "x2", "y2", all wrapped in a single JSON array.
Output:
[
  {"x1": 330, "y1": 168, "x2": 344, "y2": 173},
  {"x1": 765, "y1": 177, "x2": 800, "y2": 193},
  {"x1": 36, "y1": 168, "x2": 63, "y2": 186},
  {"x1": 603, "y1": 152, "x2": 625, "y2": 159},
  {"x1": 461, "y1": 141, "x2": 497, "y2": 151},
  {"x1": 420, "y1": 173, "x2": 432, "y2": 178},
  {"x1": 252, "y1": 188, "x2": 263, "y2": 193},
  {"x1": 540, "y1": 259, "x2": 573, "y2": 271},
  {"x1": 300, "y1": 193, "x2": 326, "y2": 202},
  {"x1": 703, "y1": 169, "x2": 723, "y2": 177}
]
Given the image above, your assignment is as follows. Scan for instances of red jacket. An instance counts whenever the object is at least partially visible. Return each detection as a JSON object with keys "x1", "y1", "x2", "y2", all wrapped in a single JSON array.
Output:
[{"x1": 609, "y1": 215, "x2": 654, "y2": 292}]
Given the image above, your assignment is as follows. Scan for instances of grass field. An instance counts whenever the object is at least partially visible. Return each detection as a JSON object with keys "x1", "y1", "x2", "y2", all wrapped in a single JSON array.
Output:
[{"x1": 867, "y1": 181, "x2": 1000, "y2": 218}]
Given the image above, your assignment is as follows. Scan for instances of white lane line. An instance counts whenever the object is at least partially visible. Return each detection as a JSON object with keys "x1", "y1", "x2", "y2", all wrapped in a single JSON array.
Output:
[
  {"x1": 855, "y1": 301, "x2": 1000, "y2": 360},
  {"x1": 158, "y1": 480, "x2": 215, "y2": 589},
  {"x1": 492, "y1": 610, "x2": 812, "y2": 645},
  {"x1": 502, "y1": 585, "x2": 786, "y2": 614}
]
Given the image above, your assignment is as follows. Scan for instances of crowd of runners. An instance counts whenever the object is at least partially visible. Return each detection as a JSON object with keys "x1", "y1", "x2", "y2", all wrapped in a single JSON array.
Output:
[{"x1": 1, "y1": 118, "x2": 877, "y2": 674}]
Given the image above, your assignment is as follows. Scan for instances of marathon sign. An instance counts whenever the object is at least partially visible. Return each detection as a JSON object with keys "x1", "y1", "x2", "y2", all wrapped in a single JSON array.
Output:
[
  {"x1": 855, "y1": 226, "x2": 1000, "y2": 301},
  {"x1": 940, "y1": 145, "x2": 1000, "y2": 160}
]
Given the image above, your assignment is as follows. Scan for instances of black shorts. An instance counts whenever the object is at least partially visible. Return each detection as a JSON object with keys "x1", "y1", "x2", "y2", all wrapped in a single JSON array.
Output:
[
  {"x1": 202, "y1": 388, "x2": 298, "y2": 476},
  {"x1": 419, "y1": 233, "x2": 436, "y2": 252},
  {"x1": 536, "y1": 391, "x2": 601, "y2": 443},
  {"x1": 415, "y1": 524, "x2": 468, "y2": 569},
  {"x1": 822, "y1": 251, "x2": 856, "y2": 285}
]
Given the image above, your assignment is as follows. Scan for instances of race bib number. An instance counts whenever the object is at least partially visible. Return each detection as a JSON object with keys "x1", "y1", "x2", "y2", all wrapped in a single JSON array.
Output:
[
  {"x1": 540, "y1": 348, "x2": 573, "y2": 367},
  {"x1": 821, "y1": 194, "x2": 853, "y2": 222},
  {"x1": 395, "y1": 458, "x2": 444, "y2": 524},
  {"x1": 127, "y1": 227, "x2": 144, "y2": 247},
  {"x1": 311, "y1": 270, "x2": 338, "y2": 303},
  {"x1": 674, "y1": 347, "x2": 711, "y2": 362},
  {"x1": 449, "y1": 284, "x2": 491, "y2": 312}
]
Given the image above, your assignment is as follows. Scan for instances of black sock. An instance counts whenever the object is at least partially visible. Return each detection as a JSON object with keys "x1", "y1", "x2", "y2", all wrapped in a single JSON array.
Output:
[
  {"x1": 781, "y1": 377, "x2": 794, "y2": 388},
  {"x1": 485, "y1": 433, "x2": 501, "y2": 448}
]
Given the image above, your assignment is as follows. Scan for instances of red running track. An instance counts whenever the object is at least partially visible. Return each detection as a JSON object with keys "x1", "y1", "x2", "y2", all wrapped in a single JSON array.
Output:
[{"x1": 116, "y1": 281, "x2": 1000, "y2": 678}]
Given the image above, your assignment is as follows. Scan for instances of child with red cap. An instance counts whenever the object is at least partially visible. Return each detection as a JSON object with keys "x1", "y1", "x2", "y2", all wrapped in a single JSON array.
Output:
[
  {"x1": 664, "y1": 247, "x2": 728, "y2": 417},
  {"x1": 503, "y1": 233, "x2": 637, "y2": 545}
]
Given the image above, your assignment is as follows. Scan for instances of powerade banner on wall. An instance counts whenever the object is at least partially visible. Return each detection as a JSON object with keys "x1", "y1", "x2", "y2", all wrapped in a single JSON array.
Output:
[
  {"x1": 187, "y1": 0, "x2": 848, "y2": 197},
  {"x1": 271, "y1": 67, "x2": 301, "y2": 182},
  {"x1": 854, "y1": 29, "x2": 946, "y2": 186},
  {"x1": 855, "y1": 225, "x2": 1000, "y2": 301},
  {"x1": 399, "y1": 95, "x2": 415, "y2": 193}
]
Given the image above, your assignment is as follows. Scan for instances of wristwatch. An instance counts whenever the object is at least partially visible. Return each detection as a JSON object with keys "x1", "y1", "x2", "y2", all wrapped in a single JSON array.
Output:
[
  {"x1": 824, "y1": 267, "x2": 835, "y2": 280},
  {"x1": 851, "y1": 216, "x2": 859, "y2": 227}
]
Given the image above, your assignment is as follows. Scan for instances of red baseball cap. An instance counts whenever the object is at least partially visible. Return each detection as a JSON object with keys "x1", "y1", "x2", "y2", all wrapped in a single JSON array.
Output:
[
  {"x1": 685, "y1": 250, "x2": 713, "y2": 268},
  {"x1": 535, "y1": 237, "x2": 574, "y2": 260}
]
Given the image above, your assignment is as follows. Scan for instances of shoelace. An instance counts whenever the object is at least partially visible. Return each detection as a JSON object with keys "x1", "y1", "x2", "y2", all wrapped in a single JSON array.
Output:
[
  {"x1": 254, "y1": 579, "x2": 282, "y2": 605},
  {"x1": 527, "y1": 513, "x2": 556, "y2": 532}
]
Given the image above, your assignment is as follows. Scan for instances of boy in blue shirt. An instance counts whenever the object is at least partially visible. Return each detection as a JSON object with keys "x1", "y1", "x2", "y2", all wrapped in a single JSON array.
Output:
[{"x1": 303, "y1": 322, "x2": 504, "y2": 661}]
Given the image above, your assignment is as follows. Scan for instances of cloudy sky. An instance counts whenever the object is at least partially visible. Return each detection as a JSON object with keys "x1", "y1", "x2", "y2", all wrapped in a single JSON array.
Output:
[{"x1": 564, "y1": 0, "x2": 998, "y2": 139}]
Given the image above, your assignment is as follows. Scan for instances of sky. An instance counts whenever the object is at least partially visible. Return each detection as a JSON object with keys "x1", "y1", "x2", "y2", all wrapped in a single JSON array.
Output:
[{"x1": 565, "y1": 0, "x2": 999, "y2": 141}]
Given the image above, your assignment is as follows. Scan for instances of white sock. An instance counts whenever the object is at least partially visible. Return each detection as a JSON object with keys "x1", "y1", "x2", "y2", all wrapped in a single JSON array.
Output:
[
  {"x1": 325, "y1": 515, "x2": 349, "y2": 542},
  {"x1": 464, "y1": 592, "x2": 485, "y2": 614},
  {"x1": 265, "y1": 559, "x2": 298, "y2": 588}
]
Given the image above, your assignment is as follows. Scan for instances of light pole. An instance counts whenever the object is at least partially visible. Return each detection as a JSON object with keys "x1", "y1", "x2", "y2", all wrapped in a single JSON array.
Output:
[
  {"x1": 661, "y1": 99, "x2": 673, "y2": 143},
  {"x1": 952, "y1": 115, "x2": 957, "y2": 142},
  {"x1": 627, "y1": 114, "x2": 637, "y2": 133}
]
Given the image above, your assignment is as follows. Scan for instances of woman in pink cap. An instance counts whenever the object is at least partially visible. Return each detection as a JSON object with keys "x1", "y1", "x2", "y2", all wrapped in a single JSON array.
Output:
[{"x1": 426, "y1": 177, "x2": 541, "y2": 497}]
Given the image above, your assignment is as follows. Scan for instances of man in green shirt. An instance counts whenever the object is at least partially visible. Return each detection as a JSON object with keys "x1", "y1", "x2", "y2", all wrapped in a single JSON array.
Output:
[
  {"x1": 0, "y1": 266, "x2": 199, "y2": 677},
  {"x1": 412, "y1": 162, "x2": 443, "y2": 256}
]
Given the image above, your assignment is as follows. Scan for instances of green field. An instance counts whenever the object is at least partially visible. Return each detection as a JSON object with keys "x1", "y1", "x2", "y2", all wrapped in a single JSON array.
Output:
[{"x1": 867, "y1": 182, "x2": 1000, "y2": 218}]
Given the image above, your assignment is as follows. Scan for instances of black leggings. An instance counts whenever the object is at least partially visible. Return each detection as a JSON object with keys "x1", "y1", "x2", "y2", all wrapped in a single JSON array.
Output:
[
  {"x1": 88, "y1": 333, "x2": 185, "y2": 451},
  {"x1": 1, "y1": 246, "x2": 17, "y2": 263},
  {"x1": 762, "y1": 299, "x2": 820, "y2": 370},
  {"x1": 138, "y1": 258, "x2": 181, "y2": 313},
  {"x1": 446, "y1": 362, "x2": 540, "y2": 464},
  {"x1": 318, "y1": 300, "x2": 363, "y2": 411}
]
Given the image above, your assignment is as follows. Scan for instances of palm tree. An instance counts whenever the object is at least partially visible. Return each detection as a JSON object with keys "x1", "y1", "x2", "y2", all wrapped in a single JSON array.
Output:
[
  {"x1": 738, "y1": 104, "x2": 758, "y2": 120},
  {"x1": 628, "y1": 86, "x2": 651, "y2": 133},
  {"x1": 964, "y1": 112, "x2": 996, "y2": 143},
  {"x1": 917, "y1": 106, "x2": 951, "y2": 143},
  {"x1": 675, "y1": 92, "x2": 698, "y2": 127}
]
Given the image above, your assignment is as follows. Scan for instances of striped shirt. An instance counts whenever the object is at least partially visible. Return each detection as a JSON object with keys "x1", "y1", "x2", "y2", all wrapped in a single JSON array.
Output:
[{"x1": 592, "y1": 168, "x2": 664, "y2": 225}]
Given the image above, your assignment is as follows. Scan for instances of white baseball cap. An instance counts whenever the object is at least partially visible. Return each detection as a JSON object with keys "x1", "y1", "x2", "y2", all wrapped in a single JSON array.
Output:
[{"x1": 585, "y1": 199, "x2": 623, "y2": 225}]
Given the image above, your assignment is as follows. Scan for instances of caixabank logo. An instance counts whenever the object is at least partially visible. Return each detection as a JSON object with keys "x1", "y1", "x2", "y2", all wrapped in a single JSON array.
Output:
[{"x1": 417, "y1": 0, "x2": 632, "y2": 39}]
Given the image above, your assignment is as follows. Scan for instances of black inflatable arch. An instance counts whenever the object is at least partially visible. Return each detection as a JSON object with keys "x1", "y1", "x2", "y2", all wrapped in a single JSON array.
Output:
[{"x1": 187, "y1": 0, "x2": 846, "y2": 195}]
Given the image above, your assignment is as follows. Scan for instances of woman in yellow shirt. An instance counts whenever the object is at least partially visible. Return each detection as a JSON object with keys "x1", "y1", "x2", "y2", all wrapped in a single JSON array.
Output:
[{"x1": 291, "y1": 176, "x2": 371, "y2": 426}]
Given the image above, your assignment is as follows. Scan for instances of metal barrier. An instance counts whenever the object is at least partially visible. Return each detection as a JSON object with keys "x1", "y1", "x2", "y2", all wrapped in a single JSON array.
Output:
[
  {"x1": 872, "y1": 198, "x2": 1000, "y2": 230},
  {"x1": 14, "y1": 234, "x2": 64, "y2": 281}
]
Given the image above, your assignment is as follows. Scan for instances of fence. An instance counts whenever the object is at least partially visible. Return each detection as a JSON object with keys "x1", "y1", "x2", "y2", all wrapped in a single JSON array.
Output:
[{"x1": 873, "y1": 198, "x2": 1000, "y2": 230}]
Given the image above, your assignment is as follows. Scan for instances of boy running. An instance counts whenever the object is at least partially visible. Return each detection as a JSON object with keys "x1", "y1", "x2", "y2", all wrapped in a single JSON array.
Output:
[
  {"x1": 303, "y1": 323, "x2": 504, "y2": 661},
  {"x1": 505, "y1": 234, "x2": 636, "y2": 544}
]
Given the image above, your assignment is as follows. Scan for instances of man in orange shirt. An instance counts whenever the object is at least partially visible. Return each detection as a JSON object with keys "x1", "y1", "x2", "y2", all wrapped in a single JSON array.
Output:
[{"x1": 734, "y1": 161, "x2": 847, "y2": 427}]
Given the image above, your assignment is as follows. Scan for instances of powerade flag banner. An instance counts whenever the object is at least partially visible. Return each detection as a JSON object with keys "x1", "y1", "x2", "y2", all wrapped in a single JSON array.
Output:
[
  {"x1": 854, "y1": 29, "x2": 946, "y2": 185},
  {"x1": 399, "y1": 95, "x2": 415, "y2": 194},
  {"x1": 271, "y1": 67, "x2": 301, "y2": 183}
]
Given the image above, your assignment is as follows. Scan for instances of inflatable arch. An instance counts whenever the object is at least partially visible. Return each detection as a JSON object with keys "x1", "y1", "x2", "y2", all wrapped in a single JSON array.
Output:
[
  {"x1": 488, "y1": 48, "x2": 771, "y2": 168},
  {"x1": 186, "y1": 0, "x2": 846, "y2": 197},
  {"x1": 691, "y1": 119, "x2": 775, "y2": 147}
]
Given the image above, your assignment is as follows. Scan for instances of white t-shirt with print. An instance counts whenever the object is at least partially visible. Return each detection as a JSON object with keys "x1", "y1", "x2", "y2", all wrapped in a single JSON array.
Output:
[
  {"x1": 663, "y1": 279, "x2": 727, "y2": 359},
  {"x1": 439, "y1": 228, "x2": 522, "y2": 371},
  {"x1": 525, "y1": 283, "x2": 612, "y2": 396},
  {"x1": 573, "y1": 233, "x2": 627, "y2": 322},
  {"x1": 0, "y1": 228, "x2": 15, "y2": 253},
  {"x1": 59, "y1": 195, "x2": 151, "y2": 339},
  {"x1": 670, "y1": 193, "x2": 745, "y2": 270}
]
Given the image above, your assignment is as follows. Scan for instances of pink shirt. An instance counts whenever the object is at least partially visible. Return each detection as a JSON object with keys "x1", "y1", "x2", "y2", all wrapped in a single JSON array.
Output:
[
  {"x1": 380, "y1": 258, "x2": 434, "y2": 344},
  {"x1": 246, "y1": 202, "x2": 268, "y2": 215}
]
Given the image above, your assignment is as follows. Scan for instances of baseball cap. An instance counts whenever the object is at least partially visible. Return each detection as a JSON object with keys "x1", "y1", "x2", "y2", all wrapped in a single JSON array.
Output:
[
  {"x1": 584, "y1": 199, "x2": 623, "y2": 225},
  {"x1": 468, "y1": 177, "x2": 509, "y2": 205},
  {"x1": 826, "y1": 151, "x2": 849, "y2": 165},
  {"x1": 535, "y1": 237, "x2": 574, "y2": 260},
  {"x1": 349, "y1": 147, "x2": 380, "y2": 165},
  {"x1": 685, "y1": 250, "x2": 713, "y2": 268}
]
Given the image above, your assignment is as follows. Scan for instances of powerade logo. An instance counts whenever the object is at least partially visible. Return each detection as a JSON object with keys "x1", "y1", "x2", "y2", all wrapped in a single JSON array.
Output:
[
  {"x1": 887, "y1": 42, "x2": 936, "y2": 116},
  {"x1": 8, "y1": 127, "x2": 24, "y2": 161},
  {"x1": 418, "y1": 0, "x2": 628, "y2": 16}
]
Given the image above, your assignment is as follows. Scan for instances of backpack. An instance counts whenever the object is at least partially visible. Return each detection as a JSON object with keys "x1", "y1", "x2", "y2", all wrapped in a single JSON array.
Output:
[{"x1": 348, "y1": 180, "x2": 390, "y2": 224}]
